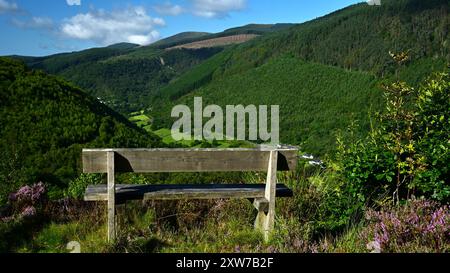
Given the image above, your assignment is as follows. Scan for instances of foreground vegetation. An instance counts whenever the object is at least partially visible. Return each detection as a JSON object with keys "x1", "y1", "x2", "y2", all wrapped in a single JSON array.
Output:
[
  {"x1": 0, "y1": 58, "x2": 163, "y2": 204},
  {"x1": 1, "y1": 169, "x2": 448, "y2": 253},
  {"x1": 1, "y1": 66, "x2": 448, "y2": 253},
  {"x1": 1, "y1": 0, "x2": 448, "y2": 253}
]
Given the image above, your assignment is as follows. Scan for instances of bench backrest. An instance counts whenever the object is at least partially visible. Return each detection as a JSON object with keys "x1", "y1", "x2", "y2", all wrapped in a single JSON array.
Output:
[{"x1": 82, "y1": 147, "x2": 298, "y2": 174}]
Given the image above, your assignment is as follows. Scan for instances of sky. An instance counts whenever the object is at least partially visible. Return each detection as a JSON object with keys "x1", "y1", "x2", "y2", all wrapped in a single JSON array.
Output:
[{"x1": 0, "y1": 0, "x2": 370, "y2": 56}]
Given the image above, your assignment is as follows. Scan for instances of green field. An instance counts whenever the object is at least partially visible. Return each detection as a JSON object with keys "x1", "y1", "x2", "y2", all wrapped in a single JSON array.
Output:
[{"x1": 128, "y1": 112, "x2": 254, "y2": 148}]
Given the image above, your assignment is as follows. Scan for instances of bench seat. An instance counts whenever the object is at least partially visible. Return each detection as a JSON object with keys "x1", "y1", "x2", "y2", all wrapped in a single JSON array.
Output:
[{"x1": 85, "y1": 183, "x2": 293, "y2": 203}]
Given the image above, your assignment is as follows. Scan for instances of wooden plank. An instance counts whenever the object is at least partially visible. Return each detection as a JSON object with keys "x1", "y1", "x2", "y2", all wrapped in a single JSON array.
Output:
[
  {"x1": 107, "y1": 151, "x2": 116, "y2": 242},
  {"x1": 264, "y1": 150, "x2": 278, "y2": 238},
  {"x1": 84, "y1": 184, "x2": 293, "y2": 202},
  {"x1": 254, "y1": 150, "x2": 278, "y2": 241},
  {"x1": 82, "y1": 147, "x2": 298, "y2": 174}
]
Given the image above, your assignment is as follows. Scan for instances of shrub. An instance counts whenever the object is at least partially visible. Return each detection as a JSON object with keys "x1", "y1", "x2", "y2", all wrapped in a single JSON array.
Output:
[
  {"x1": 66, "y1": 174, "x2": 102, "y2": 199},
  {"x1": 362, "y1": 199, "x2": 450, "y2": 253},
  {"x1": 335, "y1": 70, "x2": 449, "y2": 208},
  {"x1": 8, "y1": 182, "x2": 46, "y2": 218},
  {"x1": 413, "y1": 72, "x2": 450, "y2": 200}
]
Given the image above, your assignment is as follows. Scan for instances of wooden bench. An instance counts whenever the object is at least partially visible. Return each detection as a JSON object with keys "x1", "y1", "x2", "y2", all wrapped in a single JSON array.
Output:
[{"x1": 82, "y1": 146, "x2": 298, "y2": 242}]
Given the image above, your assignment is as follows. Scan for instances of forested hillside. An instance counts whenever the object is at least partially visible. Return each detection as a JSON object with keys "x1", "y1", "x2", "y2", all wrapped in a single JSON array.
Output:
[
  {"x1": 148, "y1": 0, "x2": 449, "y2": 155},
  {"x1": 0, "y1": 58, "x2": 162, "y2": 203},
  {"x1": 16, "y1": 47, "x2": 223, "y2": 114},
  {"x1": 10, "y1": 0, "x2": 450, "y2": 156},
  {"x1": 220, "y1": 0, "x2": 449, "y2": 77},
  {"x1": 14, "y1": 24, "x2": 294, "y2": 115},
  {"x1": 152, "y1": 24, "x2": 295, "y2": 49},
  {"x1": 151, "y1": 56, "x2": 382, "y2": 154}
]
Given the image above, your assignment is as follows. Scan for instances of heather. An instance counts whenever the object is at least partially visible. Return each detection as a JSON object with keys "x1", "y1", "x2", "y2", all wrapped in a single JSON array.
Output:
[
  {"x1": 0, "y1": 0, "x2": 448, "y2": 254},
  {"x1": 363, "y1": 200, "x2": 450, "y2": 253},
  {"x1": 2, "y1": 172, "x2": 449, "y2": 253}
]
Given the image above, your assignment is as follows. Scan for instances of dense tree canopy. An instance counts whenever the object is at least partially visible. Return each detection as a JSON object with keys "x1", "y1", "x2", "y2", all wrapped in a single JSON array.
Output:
[{"x1": 0, "y1": 58, "x2": 162, "y2": 203}]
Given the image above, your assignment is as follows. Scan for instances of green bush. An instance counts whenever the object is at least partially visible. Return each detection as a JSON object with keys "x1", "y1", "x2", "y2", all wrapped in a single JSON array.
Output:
[
  {"x1": 413, "y1": 73, "x2": 450, "y2": 200},
  {"x1": 65, "y1": 174, "x2": 102, "y2": 199},
  {"x1": 335, "y1": 71, "x2": 449, "y2": 207}
]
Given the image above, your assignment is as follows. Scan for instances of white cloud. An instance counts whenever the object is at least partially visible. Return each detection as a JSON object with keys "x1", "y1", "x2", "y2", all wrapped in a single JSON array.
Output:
[
  {"x1": 66, "y1": 0, "x2": 81, "y2": 6},
  {"x1": 60, "y1": 6, "x2": 165, "y2": 46},
  {"x1": 191, "y1": 0, "x2": 246, "y2": 18},
  {"x1": 0, "y1": 0, "x2": 18, "y2": 13},
  {"x1": 12, "y1": 16, "x2": 54, "y2": 29},
  {"x1": 154, "y1": 3, "x2": 184, "y2": 16}
]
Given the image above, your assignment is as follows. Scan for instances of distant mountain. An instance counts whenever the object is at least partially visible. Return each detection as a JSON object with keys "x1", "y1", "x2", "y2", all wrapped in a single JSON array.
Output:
[
  {"x1": 153, "y1": 23, "x2": 296, "y2": 49},
  {"x1": 14, "y1": 45, "x2": 223, "y2": 114},
  {"x1": 222, "y1": 23, "x2": 296, "y2": 35},
  {"x1": 12, "y1": 23, "x2": 294, "y2": 114},
  {"x1": 106, "y1": 42, "x2": 140, "y2": 50},
  {"x1": 152, "y1": 32, "x2": 211, "y2": 48},
  {"x1": 166, "y1": 34, "x2": 259, "y2": 50},
  {"x1": 0, "y1": 57, "x2": 162, "y2": 202},
  {"x1": 219, "y1": 0, "x2": 449, "y2": 77}
]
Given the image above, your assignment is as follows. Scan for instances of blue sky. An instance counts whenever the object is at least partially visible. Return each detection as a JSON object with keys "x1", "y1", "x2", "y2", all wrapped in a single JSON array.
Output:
[{"x1": 0, "y1": 0, "x2": 367, "y2": 56}]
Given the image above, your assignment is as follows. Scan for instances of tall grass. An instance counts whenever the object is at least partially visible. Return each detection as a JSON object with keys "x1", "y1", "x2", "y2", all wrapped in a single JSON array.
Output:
[{"x1": 3, "y1": 167, "x2": 448, "y2": 253}]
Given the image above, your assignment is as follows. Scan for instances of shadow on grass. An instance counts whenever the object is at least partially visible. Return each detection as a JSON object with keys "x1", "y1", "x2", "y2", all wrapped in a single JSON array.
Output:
[
  {"x1": 0, "y1": 215, "x2": 49, "y2": 253},
  {"x1": 144, "y1": 237, "x2": 171, "y2": 253}
]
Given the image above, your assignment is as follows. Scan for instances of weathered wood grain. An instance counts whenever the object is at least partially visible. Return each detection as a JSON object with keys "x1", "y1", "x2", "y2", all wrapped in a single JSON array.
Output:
[
  {"x1": 84, "y1": 183, "x2": 293, "y2": 203},
  {"x1": 107, "y1": 151, "x2": 116, "y2": 242},
  {"x1": 82, "y1": 146, "x2": 298, "y2": 242},
  {"x1": 82, "y1": 147, "x2": 298, "y2": 173},
  {"x1": 254, "y1": 151, "x2": 278, "y2": 241}
]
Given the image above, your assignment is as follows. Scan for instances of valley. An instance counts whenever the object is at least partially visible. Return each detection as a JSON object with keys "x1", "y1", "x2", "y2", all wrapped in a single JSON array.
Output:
[{"x1": 0, "y1": 0, "x2": 448, "y2": 254}]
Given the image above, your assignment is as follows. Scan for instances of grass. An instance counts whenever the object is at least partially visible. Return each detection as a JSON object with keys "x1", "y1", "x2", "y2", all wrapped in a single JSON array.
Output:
[
  {"x1": 18, "y1": 222, "x2": 108, "y2": 253},
  {"x1": 1, "y1": 169, "x2": 363, "y2": 253},
  {"x1": 154, "y1": 128, "x2": 194, "y2": 146},
  {"x1": 129, "y1": 115, "x2": 151, "y2": 127},
  {"x1": 3, "y1": 167, "x2": 448, "y2": 253}
]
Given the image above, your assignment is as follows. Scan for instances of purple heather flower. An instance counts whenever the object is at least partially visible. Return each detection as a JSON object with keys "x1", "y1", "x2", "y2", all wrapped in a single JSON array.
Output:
[
  {"x1": 21, "y1": 206, "x2": 36, "y2": 218},
  {"x1": 267, "y1": 245, "x2": 276, "y2": 253},
  {"x1": 234, "y1": 246, "x2": 241, "y2": 253},
  {"x1": 12, "y1": 182, "x2": 46, "y2": 205}
]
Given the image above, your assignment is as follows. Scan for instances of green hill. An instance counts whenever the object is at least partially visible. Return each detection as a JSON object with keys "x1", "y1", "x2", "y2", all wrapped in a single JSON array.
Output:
[
  {"x1": 16, "y1": 46, "x2": 223, "y2": 114},
  {"x1": 12, "y1": 23, "x2": 297, "y2": 114},
  {"x1": 222, "y1": 23, "x2": 296, "y2": 35},
  {"x1": 219, "y1": 0, "x2": 449, "y2": 77},
  {"x1": 0, "y1": 57, "x2": 162, "y2": 203},
  {"x1": 10, "y1": 0, "x2": 449, "y2": 156},
  {"x1": 151, "y1": 56, "x2": 382, "y2": 154},
  {"x1": 106, "y1": 42, "x2": 140, "y2": 50},
  {"x1": 148, "y1": 0, "x2": 449, "y2": 155}
]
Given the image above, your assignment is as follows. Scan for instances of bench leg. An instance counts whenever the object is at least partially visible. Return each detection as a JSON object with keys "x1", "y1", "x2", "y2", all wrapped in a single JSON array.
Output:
[
  {"x1": 107, "y1": 151, "x2": 116, "y2": 242},
  {"x1": 254, "y1": 150, "x2": 278, "y2": 242},
  {"x1": 254, "y1": 198, "x2": 268, "y2": 236}
]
